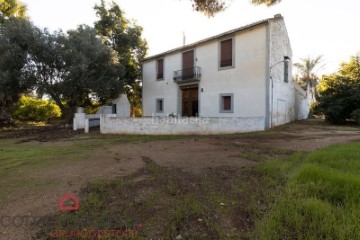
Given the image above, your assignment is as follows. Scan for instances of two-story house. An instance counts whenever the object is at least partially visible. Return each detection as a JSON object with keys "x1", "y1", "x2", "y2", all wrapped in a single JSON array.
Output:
[{"x1": 141, "y1": 14, "x2": 308, "y2": 130}]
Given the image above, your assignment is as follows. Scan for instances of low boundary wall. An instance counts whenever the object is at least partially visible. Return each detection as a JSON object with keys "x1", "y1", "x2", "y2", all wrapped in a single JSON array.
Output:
[
  {"x1": 73, "y1": 113, "x2": 100, "y2": 131},
  {"x1": 100, "y1": 115, "x2": 265, "y2": 135}
]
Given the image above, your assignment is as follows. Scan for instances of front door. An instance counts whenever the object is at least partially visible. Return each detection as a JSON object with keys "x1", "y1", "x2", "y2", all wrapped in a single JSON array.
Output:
[
  {"x1": 182, "y1": 50, "x2": 194, "y2": 80},
  {"x1": 181, "y1": 85, "x2": 198, "y2": 117}
]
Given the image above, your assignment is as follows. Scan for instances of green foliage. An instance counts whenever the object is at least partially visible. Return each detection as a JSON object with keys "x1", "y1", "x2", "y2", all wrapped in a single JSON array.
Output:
[
  {"x1": 63, "y1": 25, "x2": 124, "y2": 105},
  {"x1": 12, "y1": 96, "x2": 61, "y2": 122},
  {"x1": 191, "y1": 0, "x2": 280, "y2": 16},
  {"x1": 317, "y1": 54, "x2": 360, "y2": 123},
  {"x1": 124, "y1": 81, "x2": 142, "y2": 117},
  {"x1": 254, "y1": 142, "x2": 360, "y2": 240},
  {"x1": 0, "y1": 17, "x2": 37, "y2": 125},
  {"x1": 84, "y1": 102, "x2": 100, "y2": 114},
  {"x1": 94, "y1": 1, "x2": 147, "y2": 85},
  {"x1": 2, "y1": 2, "x2": 147, "y2": 124},
  {"x1": 351, "y1": 109, "x2": 360, "y2": 124},
  {"x1": 309, "y1": 101, "x2": 321, "y2": 116},
  {"x1": 94, "y1": 0, "x2": 147, "y2": 114},
  {"x1": 0, "y1": 0, "x2": 27, "y2": 23},
  {"x1": 25, "y1": 24, "x2": 124, "y2": 122}
]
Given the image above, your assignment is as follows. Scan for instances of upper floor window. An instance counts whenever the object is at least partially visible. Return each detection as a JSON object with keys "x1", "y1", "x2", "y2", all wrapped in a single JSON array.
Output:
[
  {"x1": 219, "y1": 38, "x2": 234, "y2": 69},
  {"x1": 284, "y1": 60, "x2": 289, "y2": 83},
  {"x1": 157, "y1": 59, "x2": 164, "y2": 80}
]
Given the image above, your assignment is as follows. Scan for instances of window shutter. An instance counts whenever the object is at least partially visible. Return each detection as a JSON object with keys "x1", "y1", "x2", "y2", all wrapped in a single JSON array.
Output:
[
  {"x1": 223, "y1": 96, "x2": 231, "y2": 111},
  {"x1": 284, "y1": 61, "x2": 289, "y2": 82},
  {"x1": 220, "y1": 39, "x2": 232, "y2": 67},
  {"x1": 157, "y1": 59, "x2": 164, "y2": 79},
  {"x1": 182, "y1": 50, "x2": 194, "y2": 79}
]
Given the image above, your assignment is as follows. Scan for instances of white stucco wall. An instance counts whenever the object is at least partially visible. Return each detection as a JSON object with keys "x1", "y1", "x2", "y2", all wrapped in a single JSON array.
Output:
[
  {"x1": 112, "y1": 94, "x2": 131, "y2": 117},
  {"x1": 142, "y1": 24, "x2": 268, "y2": 119},
  {"x1": 142, "y1": 53, "x2": 180, "y2": 117},
  {"x1": 100, "y1": 116, "x2": 265, "y2": 135},
  {"x1": 268, "y1": 17, "x2": 295, "y2": 127},
  {"x1": 198, "y1": 25, "x2": 267, "y2": 118},
  {"x1": 294, "y1": 84, "x2": 310, "y2": 120}
]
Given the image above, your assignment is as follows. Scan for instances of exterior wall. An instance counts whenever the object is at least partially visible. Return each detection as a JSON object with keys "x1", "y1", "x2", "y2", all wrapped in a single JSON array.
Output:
[
  {"x1": 294, "y1": 84, "x2": 310, "y2": 120},
  {"x1": 268, "y1": 17, "x2": 295, "y2": 127},
  {"x1": 198, "y1": 25, "x2": 267, "y2": 118},
  {"x1": 112, "y1": 94, "x2": 131, "y2": 117},
  {"x1": 100, "y1": 115, "x2": 265, "y2": 135},
  {"x1": 142, "y1": 24, "x2": 268, "y2": 120},
  {"x1": 142, "y1": 53, "x2": 180, "y2": 117}
]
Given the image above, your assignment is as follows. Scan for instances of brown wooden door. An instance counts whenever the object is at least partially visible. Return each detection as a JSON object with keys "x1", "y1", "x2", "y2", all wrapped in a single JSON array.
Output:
[
  {"x1": 181, "y1": 85, "x2": 198, "y2": 117},
  {"x1": 182, "y1": 50, "x2": 194, "y2": 80}
]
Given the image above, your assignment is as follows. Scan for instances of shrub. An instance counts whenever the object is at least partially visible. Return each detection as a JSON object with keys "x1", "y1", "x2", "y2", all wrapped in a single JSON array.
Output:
[
  {"x1": 84, "y1": 102, "x2": 101, "y2": 114},
  {"x1": 12, "y1": 96, "x2": 61, "y2": 122},
  {"x1": 351, "y1": 109, "x2": 360, "y2": 125}
]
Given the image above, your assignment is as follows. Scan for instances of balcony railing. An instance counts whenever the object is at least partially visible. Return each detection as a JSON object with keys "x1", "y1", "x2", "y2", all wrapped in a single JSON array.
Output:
[{"x1": 173, "y1": 66, "x2": 201, "y2": 82}]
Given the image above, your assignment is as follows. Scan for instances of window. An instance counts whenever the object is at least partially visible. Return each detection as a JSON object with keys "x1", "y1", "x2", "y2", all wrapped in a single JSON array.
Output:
[
  {"x1": 284, "y1": 60, "x2": 289, "y2": 83},
  {"x1": 156, "y1": 98, "x2": 164, "y2": 113},
  {"x1": 157, "y1": 59, "x2": 164, "y2": 80},
  {"x1": 219, "y1": 93, "x2": 234, "y2": 113},
  {"x1": 219, "y1": 38, "x2": 233, "y2": 68}
]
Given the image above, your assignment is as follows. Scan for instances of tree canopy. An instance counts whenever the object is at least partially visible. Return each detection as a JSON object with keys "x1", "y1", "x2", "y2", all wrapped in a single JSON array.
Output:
[
  {"x1": 25, "y1": 24, "x2": 125, "y2": 122},
  {"x1": 94, "y1": 0, "x2": 147, "y2": 85},
  {"x1": 192, "y1": 0, "x2": 281, "y2": 16},
  {"x1": 317, "y1": 54, "x2": 360, "y2": 124},
  {"x1": 94, "y1": 0, "x2": 147, "y2": 116},
  {"x1": 0, "y1": 18, "x2": 36, "y2": 124},
  {"x1": 0, "y1": 1, "x2": 147, "y2": 124},
  {"x1": 0, "y1": 0, "x2": 27, "y2": 22}
]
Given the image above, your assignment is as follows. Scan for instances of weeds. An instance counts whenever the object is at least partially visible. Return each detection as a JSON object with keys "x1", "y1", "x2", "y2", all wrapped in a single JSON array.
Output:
[{"x1": 253, "y1": 142, "x2": 360, "y2": 240}]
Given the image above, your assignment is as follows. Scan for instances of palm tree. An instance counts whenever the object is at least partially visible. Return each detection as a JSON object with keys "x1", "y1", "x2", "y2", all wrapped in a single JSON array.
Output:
[
  {"x1": 0, "y1": 0, "x2": 27, "y2": 20},
  {"x1": 294, "y1": 56, "x2": 324, "y2": 102}
]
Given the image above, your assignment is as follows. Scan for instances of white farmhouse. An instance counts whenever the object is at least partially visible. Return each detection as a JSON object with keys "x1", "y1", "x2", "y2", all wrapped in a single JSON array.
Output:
[
  {"x1": 99, "y1": 14, "x2": 309, "y2": 135},
  {"x1": 141, "y1": 14, "x2": 309, "y2": 129}
]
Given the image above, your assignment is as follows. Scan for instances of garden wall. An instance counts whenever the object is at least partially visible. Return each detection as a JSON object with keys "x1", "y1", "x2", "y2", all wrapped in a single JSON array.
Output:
[{"x1": 100, "y1": 115, "x2": 265, "y2": 135}]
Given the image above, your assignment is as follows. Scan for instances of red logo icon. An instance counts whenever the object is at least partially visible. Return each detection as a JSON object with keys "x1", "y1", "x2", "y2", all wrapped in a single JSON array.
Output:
[{"x1": 59, "y1": 193, "x2": 79, "y2": 211}]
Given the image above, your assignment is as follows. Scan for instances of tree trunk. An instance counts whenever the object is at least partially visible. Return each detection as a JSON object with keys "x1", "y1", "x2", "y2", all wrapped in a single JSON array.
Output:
[
  {"x1": 64, "y1": 105, "x2": 77, "y2": 125},
  {"x1": 45, "y1": 86, "x2": 66, "y2": 114},
  {"x1": 0, "y1": 92, "x2": 17, "y2": 127},
  {"x1": 131, "y1": 106, "x2": 136, "y2": 118}
]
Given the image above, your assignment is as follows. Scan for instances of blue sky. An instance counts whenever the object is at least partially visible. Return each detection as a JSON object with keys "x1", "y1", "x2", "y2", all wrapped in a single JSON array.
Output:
[{"x1": 22, "y1": 0, "x2": 360, "y2": 75}]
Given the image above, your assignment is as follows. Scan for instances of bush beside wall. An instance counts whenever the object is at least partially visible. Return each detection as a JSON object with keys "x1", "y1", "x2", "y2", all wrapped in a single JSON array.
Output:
[{"x1": 12, "y1": 96, "x2": 61, "y2": 122}]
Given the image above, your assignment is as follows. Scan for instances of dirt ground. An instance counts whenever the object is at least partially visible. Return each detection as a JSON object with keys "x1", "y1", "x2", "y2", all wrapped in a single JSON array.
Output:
[{"x1": 0, "y1": 120, "x2": 359, "y2": 239}]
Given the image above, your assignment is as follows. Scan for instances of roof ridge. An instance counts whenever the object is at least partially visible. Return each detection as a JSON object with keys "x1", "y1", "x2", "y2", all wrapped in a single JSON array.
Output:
[{"x1": 143, "y1": 15, "x2": 281, "y2": 62}]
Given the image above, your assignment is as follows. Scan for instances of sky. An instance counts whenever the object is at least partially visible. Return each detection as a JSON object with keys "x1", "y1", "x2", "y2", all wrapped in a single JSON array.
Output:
[{"x1": 22, "y1": 0, "x2": 360, "y2": 75}]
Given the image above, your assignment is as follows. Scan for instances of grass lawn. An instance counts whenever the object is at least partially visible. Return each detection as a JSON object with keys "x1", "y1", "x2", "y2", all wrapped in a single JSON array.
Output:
[{"x1": 254, "y1": 142, "x2": 360, "y2": 240}]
